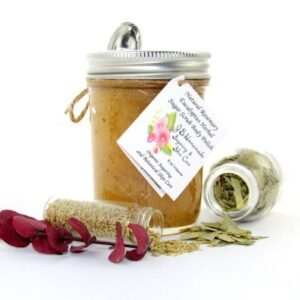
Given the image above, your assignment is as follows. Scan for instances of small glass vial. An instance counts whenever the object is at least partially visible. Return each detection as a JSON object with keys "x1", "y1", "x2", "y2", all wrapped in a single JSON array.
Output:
[
  {"x1": 44, "y1": 197, "x2": 164, "y2": 238},
  {"x1": 204, "y1": 149, "x2": 281, "y2": 221}
]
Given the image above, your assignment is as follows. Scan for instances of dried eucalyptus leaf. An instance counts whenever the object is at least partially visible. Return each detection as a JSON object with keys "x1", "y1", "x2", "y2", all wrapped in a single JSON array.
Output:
[
  {"x1": 208, "y1": 239, "x2": 222, "y2": 247},
  {"x1": 196, "y1": 232, "x2": 220, "y2": 242},
  {"x1": 198, "y1": 225, "x2": 222, "y2": 232},
  {"x1": 180, "y1": 232, "x2": 203, "y2": 240},
  {"x1": 213, "y1": 173, "x2": 249, "y2": 211},
  {"x1": 230, "y1": 177, "x2": 244, "y2": 209},
  {"x1": 214, "y1": 182, "x2": 222, "y2": 199},
  {"x1": 220, "y1": 215, "x2": 251, "y2": 236},
  {"x1": 155, "y1": 214, "x2": 267, "y2": 254},
  {"x1": 216, "y1": 233, "x2": 236, "y2": 243},
  {"x1": 202, "y1": 222, "x2": 223, "y2": 230},
  {"x1": 189, "y1": 226, "x2": 209, "y2": 232},
  {"x1": 251, "y1": 235, "x2": 268, "y2": 240},
  {"x1": 208, "y1": 239, "x2": 229, "y2": 247},
  {"x1": 231, "y1": 237, "x2": 256, "y2": 245}
]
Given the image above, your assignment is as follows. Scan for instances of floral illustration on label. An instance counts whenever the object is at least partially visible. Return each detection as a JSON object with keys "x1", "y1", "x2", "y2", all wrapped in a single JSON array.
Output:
[{"x1": 147, "y1": 111, "x2": 177, "y2": 155}]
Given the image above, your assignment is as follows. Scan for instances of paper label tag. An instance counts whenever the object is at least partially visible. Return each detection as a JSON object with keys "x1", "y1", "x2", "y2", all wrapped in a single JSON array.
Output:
[{"x1": 117, "y1": 76, "x2": 224, "y2": 200}]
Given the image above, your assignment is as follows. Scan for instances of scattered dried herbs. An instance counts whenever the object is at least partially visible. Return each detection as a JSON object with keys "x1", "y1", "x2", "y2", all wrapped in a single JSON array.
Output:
[
  {"x1": 45, "y1": 199, "x2": 267, "y2": 256},
  {"x1": 147, "y1": 214, "x2": 266, "y2": 256},
  {"x1": 150, "y1": 234, "x2": 201, "y2": 256},
  {"x1": 1, "y1": 208, "x2": 267, "y2": 259},
  {"x1": 180, "y1": 214, "x2": 266, "y2": 247}
]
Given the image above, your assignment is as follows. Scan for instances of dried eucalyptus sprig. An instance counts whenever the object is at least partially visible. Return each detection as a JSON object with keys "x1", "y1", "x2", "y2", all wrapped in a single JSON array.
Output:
[{"x1": 0, "y1": 209, "x2": 149, "y2": 264}]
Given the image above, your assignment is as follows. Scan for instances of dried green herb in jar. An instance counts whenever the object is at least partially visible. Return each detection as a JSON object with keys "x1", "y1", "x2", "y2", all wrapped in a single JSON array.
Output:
[
  {"x1": 204, "y1": 149, "x2": 281, "y2": 221},
  {"x1": 214, "y1": 173, "x2": 249, "y2": 211}
]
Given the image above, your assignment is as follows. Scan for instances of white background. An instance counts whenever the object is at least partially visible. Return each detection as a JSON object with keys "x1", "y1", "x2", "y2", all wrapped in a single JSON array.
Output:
[{"x1": 0, "y1": 0, "x2": 299, "y2": 299}]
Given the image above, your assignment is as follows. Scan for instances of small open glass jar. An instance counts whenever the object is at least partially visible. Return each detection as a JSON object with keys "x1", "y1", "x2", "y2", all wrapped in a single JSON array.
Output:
[
  {"x1": 85, "y1": 24, "x2": 211, "y2": 233},
  {"x1": 204, "y1": 149, "x2": 281, "y2": 221},
  {"x1": 44, "y1": 197, "x2": 164, "y2": 238}
]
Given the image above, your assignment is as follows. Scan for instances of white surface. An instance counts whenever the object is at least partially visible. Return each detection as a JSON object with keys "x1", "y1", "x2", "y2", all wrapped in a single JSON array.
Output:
[{"x1": 0, "y1": 1, "x2": 299, "y2": 299}]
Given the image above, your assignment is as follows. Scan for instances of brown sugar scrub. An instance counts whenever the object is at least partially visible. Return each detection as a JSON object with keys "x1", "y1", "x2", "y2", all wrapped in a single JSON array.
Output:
[{"x1": 88, "y1": 79, "x2": 209, "y2": 231}]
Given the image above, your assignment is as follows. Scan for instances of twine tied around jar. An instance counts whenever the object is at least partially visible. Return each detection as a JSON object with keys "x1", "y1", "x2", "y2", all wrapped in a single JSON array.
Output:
[{"x1": 64, "y1": 89, "x2": 90, "y2": 123}]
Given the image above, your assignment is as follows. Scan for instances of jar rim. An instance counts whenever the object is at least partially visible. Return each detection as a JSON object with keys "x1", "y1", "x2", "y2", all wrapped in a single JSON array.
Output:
[
  {"x1": 135, "y1": 207, "x2": 164, "y2": 236},
  {"x1": 86, "y1": 50, "x2": 210, "y2": 79}
]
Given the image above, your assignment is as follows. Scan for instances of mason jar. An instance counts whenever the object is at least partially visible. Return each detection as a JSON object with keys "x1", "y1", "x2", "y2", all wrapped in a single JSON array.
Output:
[
  {"x1": 86, "y1": 50, "x2": 210, "y2": 234},
  {"x1": 64, "y1": 23, "x2": 211, "y2": 234}
]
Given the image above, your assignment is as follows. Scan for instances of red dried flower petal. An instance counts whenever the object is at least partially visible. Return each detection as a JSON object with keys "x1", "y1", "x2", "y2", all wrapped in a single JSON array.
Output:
[
  {"x1": 67, "y1": 218, "x2": 96, "y2": 253},
  {"x1": 31, "y1": 236, "x2": 58, "y2": 254},
  {"x1": 70, "y1": 236, "x2": 96, "y2": 253},
  {"x1": 70, "y1": 244, "x2": 88, "y2": 253},
  {"x1": 127, "y1": 224, "x2": 149, "y2": 255},
  {"x1": 46, "y1": 226, "x2": 71, "y2": 254},
  {"x1": 108, "y1": 222, "x2": 125, "y2": 263},
  {"x1": 69, "y1": 244, "x2": 92, "y2": 253},
  {"x1": 0, "y1": 210, "x2": 32, "y2": 248},
  {"x1": 125, "y1": 249, "x2": 147, "y2": 261},
  {"x1": 68, "y1": 218, "x2": 91, "y2": 245},
  {"x1": 0, "y1": 210, "x2": 35, "y2": 223},
  {"x1": 124, "y1": 224, "x2": 149, "y2": 261},
  {"x1": 13, "y1": 216, "x2": 47, "y2": 238},
  {"x1": 57, "y1": 225, "x2": 73, "y2": 245},
  {"x1": 0, "y1": 210, "x2": 22, "y2": 223},
  {"x1": 0, "y1": 220, "x2": 30, "y2": 248},
  {"x1": 70, "y1": 237, "x2": 96, "y2": 253}
]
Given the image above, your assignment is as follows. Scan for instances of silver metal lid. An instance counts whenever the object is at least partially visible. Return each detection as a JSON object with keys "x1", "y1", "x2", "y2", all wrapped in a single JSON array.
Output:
[
  {"x1": 87, "y1": 50, "x2": 210, "y2": 79},
  {"x1": 86, "y1": 22, "x2": 210, "y2": 79}
]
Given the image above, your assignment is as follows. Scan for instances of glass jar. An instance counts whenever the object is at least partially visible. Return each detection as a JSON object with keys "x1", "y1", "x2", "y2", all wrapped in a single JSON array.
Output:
[
  {"x1": 44, "y1": 197, "x2": 164, "y2": 238},
  {"x1": 62, "y1": 23, "x2": 211, "y2": 234},
  {"x1": 204, "y1": 149, "x2": 281, "y2": 221},
  {"x1": 87, "y1": 49, "x2": 210, "y2": 234}
]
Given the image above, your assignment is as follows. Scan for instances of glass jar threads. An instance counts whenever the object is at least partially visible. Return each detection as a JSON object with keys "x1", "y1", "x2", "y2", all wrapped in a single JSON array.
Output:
[{"x1": 204, "y1": 149, "x2": 281, "y2": 221}]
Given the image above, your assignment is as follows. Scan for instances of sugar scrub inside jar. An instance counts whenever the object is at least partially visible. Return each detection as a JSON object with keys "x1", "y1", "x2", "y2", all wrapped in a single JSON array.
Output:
[{"x1": 71, "y1": 23, "x2": 210, "y2": 234}]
